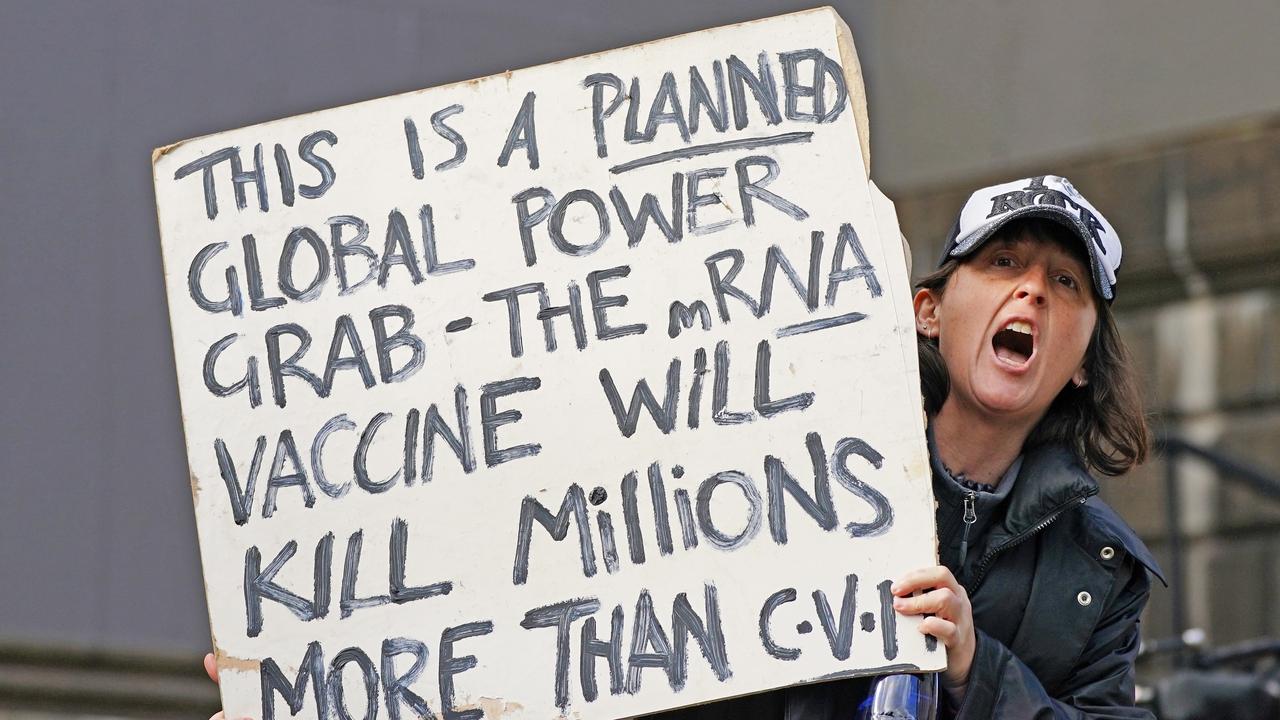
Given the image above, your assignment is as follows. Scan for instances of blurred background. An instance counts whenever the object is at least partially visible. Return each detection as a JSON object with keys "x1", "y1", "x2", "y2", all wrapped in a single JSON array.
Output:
[{"x1": 1, "y1": 1, "x2": 1278, "y2": 717}]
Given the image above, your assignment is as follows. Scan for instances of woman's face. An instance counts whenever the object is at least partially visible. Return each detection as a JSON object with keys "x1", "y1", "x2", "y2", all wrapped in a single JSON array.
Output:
[{"x1": 915, "y1": 231, "x2": 1098, "y2": 428}]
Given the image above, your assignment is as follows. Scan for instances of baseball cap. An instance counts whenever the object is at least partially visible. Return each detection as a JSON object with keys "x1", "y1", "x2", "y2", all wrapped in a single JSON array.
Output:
[{"x1": 939, "y1": 175, "x2": 1122, "y2": 301}]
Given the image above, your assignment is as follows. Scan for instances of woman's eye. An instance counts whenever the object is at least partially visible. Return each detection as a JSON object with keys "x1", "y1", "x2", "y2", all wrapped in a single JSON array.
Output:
[
  {"x1": 1056, "y1": 274, "x2": 1079, "y2": 289},
  {"x1": 994, "y1": 256, "x2": 1015, "y2": 267}
]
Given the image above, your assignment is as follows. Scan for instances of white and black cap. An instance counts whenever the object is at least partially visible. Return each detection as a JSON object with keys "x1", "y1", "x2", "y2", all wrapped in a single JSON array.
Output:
[{"x1": 940, "y1": 175, "x2": 1122, "y2": 301}]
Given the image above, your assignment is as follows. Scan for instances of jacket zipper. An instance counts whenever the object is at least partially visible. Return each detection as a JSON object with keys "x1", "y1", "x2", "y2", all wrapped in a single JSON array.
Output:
[
  {"x1": 968, "y1": 488, "x2": 1098, "y2": 590},
  {"x1": 957, "y1": 491, "x2": 977, "y2": 579},
  {"x1": 950, "y1": 487, "x2": 1097, "y2": 718}
]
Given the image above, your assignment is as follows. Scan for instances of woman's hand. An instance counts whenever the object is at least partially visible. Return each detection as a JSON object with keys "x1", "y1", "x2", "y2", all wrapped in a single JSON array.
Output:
[{"x1": 891, "y1": 566, "x2": 976, "y2": 698}]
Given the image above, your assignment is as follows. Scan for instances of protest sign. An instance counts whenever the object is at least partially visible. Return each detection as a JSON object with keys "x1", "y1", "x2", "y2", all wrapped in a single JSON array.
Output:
[{"x1": 153, "y1": 7, "x2": 942, "y2": 718}]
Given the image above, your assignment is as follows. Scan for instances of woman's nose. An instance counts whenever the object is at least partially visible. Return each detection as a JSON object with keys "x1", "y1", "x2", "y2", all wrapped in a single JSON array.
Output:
[{"x1": 1014, "y1": 269, "x2": 1048, "y2": 305}]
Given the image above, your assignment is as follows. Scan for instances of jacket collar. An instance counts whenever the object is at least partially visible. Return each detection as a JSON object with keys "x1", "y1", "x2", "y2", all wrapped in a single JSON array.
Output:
[{"x1": 1002, "y1": 443, "x2": 1098, "y2": 537}]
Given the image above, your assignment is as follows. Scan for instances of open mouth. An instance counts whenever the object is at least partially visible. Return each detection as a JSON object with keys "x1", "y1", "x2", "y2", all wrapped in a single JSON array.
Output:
[{"x1": 992, "y1": 321, "x2": 1034, "y2": 365}]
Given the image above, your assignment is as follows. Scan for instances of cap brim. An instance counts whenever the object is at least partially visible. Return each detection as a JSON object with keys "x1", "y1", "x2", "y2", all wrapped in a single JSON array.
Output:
[{"x1": 946, "y1": 205, "x2": 1115, "y2": 301}]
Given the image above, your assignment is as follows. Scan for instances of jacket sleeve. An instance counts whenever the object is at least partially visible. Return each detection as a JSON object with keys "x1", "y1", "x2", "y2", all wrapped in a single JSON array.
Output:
[{"x1": 954, "y1": 560, "x2": 1154, "y2": 720}]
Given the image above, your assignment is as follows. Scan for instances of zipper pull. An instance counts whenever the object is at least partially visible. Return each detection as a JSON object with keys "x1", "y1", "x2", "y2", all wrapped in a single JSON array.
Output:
[{"x1": 958, "y1": 491, "x2": 977, "y2": 574}]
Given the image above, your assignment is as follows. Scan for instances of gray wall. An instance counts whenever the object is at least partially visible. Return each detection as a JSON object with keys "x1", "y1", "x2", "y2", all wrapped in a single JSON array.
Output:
[
  {"x1": 2, "y1": 0, "x2": 1278, "y2": 658},
  {"x1": 859, "y1": 0, "x2": 1280, "y2": 188}
]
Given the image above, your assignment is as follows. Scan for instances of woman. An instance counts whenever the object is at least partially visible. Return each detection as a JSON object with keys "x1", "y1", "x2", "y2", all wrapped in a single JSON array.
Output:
[
  {"x1": 882, "y1": 174, "x2": 1162, "y2": 719},
  {"x1": 206, "y1": 175, "x2": 1162, "y2": 719}
]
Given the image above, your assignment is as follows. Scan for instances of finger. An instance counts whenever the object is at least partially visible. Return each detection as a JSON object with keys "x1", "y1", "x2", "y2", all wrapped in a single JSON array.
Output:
[
  {"x1": 918, "y1": 617, "x2": 959, "y2": 646},
  {"x1": 893, "y1": 587, "x2": 961, "y2": 617},
  {"x1": 892, "y1": 566, "x2": 960, "y2": 596},
  {"x1": 204, "y1": 652, "x2": 219, "y2": 685},
  {"x1": 208, "y1": 713, "x2": 225, "y2": 720}
]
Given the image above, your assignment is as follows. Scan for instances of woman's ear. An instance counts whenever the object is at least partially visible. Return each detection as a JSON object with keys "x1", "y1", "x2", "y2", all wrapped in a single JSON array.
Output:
[
  {"x1": 1071, "y1": 367, "x2": 1089, "y2": 388},
  {"x1": 913, "y1": 288, "x2": 941, "y2": 338}
]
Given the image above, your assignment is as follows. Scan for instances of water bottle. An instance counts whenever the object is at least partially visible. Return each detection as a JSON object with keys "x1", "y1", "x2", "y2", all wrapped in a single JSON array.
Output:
[{"x1": 854, "y1": 672, "x2": 939, "y2": 720}]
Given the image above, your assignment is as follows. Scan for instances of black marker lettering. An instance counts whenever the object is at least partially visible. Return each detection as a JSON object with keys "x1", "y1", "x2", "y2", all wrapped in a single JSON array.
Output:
[
  {"x1": 587, "y1": 265, "x2": 647, "y2": 340},
  {"x1": 173, "y1": 147, "x2": 238, "y2": 220},
  {"x1": 311, "y1": 414, "x2": 355, "y2": 498},
  {"x1": 204, "y1": 333, "x2": 262, "y2": 408},
  {"x1": 625, "y1": 590, "x2": 673, "y2": 694},
  {"x1": 216, "y1": 435, "x2": 265, "y2": 526},
  {"x1": 340, "y1": 530, "x2": 391, "y2": 618},
  {"x1": 381, "y1": 637, "x2": 434, "y2": 720},
  {"x1": 355, "y1": 412, "x2": 398, "y2": 494},
  {"x1": 380, "y1": 210, "x2": 425, "y2": 287},
  {"x1": 420, "y1": 204, "x2": 475, "y2": 275},
  {"x1": 430, "y1": 104, "x2": 467, "y2": 171},
  {"x1": 260, "y1": 641, "x2": 327, "y2": 720},
  {"x1": 686, "y1": 167, "x2": 733, "y2": 235},
  {"x1": 696, "y1": 470, "x2": 762, "y2": 550},
  {"x1": 647, "y1": 463, "x2": 674, "y2": 556},
  {"x1": 549, "y1": 189, "x2": 610, "y2": 257},
  {"x1": 610, "y1": 174, "x2": 683, "y2": 247},
  {"x1": 242, "y1": 234, "x2": 286, "y2": 311},
  {"x1": 262, "y1": 430, "x2": 316, "y2": 518},
  {"x1": 274, "y1": 143, "x2": 295, "y2": 207},
  {"x1": 674, "y1": 489, "x2": 698, "y2": 549},
  {"x1": 736, "y1": 156, "x2": 808, "y2": 226},
  {"x1": 329, "y1": 215, "x2": 377, "y2": 295},
  {"x1": 712, "y1": 340, "x2": 753, "y2": 425},
  {"x1": 754, "y1": 339, "x2": 814, "y2": 418},
  {"x1": 621, "y1": 471, "x2": 646, "y2": 565},
  {"x1": 482, "y1": 282, "x2": 544, "y2": 358},
  {"x1": 511, "y1": 187, "x2": 555, "y2": 267},
  {"x1": 480, "y1": 376, "x2": 542, "y2": 467},
  {"x1": 279, "y1": 227, "x2": 330, "y2": 302},
  {"x1": 327, "y1": 647, "x2": 378, "y2": 720},
  {"x1": 812, "y1": 574, "x2": 858, "y2": 660},
  {"x1": 389, "y1": 517, "x2": 453, "y2": 604},
  {"x1": 759, "y1": 588, "x2": 800, "y2": 660},
  {"x1": 705, "y1": 249, "x2": 760, "y2": 322},
  {"x1": 832, "y1": 437, "x2": 893, "y2": 537},
  {"x1": 766, "y1": 432, "x2": 836, "y2": 545},
  {"x1": 671, "y1": 585, "x2": 732, "y2": 689},
  {"x1": 370, "y1": 304, "x2": 425, "y2": 384},
  {"x1": 513, "y1": 484, "x2": 596, "y2": 585},
  {"x1": 298, "y1": 130, "x2": 338, "y2": 199},
  {"x1": 643, "y1": 71, "x2": 691, "y2": 142},
  {"x1": 188, "y1": 241, "x2": 243, "y2": 316},
  {"x1": 597, "y1": 357, "x2": 680, "y2": 438},
  {"x1": 265, "y1": 323, "x2": 323, "y2": 408},
  {"x1": 244, "y1": 540, "x2": 314, "y2": 637},
  {"x1": 322, "y1": 315, "x2": 376, "y2": 394},
  {"x1": 521, "y1": 599, "x2": 598, "y2": 710},
  {"x1": 581, "y1": 605, "x2": 625, "y2": 701},
  {"x1": 535, "y1": 281, "x2": 588, "y2": 352},
  {"x1": 727, "y1": 52, "x2": 782, "y2": 129},
  {"x1": 584, "y1": 73, "x2": 625, "y2": 158},
  {"x1": 440, "y1": 621, "x2": 494, "y2": 720},
  {"x1": 423, "y1": 384, "x2": 477, "y2": 482},
  {"x1": 498, "y1": 91, "x2": 539, "y2": 169},
  {"x1": 687, "y1": 61, "x2": 729, "y2": 134},
  {"x1": 826, "y1": 222, "x2": 882, "y2": 305},
  {"x1": 403, "y1": 118, "x2": 426, "y2": 180}
]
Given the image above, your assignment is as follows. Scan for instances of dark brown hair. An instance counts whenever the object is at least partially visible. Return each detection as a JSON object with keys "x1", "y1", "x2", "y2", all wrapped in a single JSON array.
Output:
[{"x1": 915, "y1": 219, "x2": 1150, "y2": 475}]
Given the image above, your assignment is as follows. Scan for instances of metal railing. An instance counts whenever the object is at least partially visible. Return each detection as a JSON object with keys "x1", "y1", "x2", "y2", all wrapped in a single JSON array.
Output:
[{"x1": 1155, "y1": 432, "x2": 1280, "y2": 662}]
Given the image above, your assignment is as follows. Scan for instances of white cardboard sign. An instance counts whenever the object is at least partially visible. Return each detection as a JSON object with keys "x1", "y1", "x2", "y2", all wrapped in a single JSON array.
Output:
[{"x1": 153, "y1": 8, "x2": 941, "y2": 719}]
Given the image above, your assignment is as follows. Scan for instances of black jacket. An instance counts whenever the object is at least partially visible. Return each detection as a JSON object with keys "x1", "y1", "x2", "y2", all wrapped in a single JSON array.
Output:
[
  {"x1": 940, "y1": 443, "x2": 1164, "y2": 719},
  {"x1": 645, "y1": 443, "x2": 1164, "y2": 720}
]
